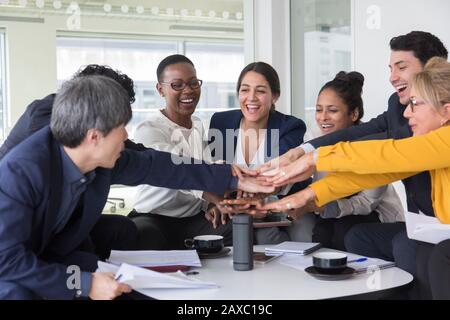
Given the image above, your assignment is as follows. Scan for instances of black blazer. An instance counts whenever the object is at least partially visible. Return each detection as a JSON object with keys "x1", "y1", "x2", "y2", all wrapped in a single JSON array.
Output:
[
  {"x1": 308, "y1": 93, "x2": 433, "y2": 216},
  {"x1": 209, "y1": 109, "x2": 311, "y2": 194}
]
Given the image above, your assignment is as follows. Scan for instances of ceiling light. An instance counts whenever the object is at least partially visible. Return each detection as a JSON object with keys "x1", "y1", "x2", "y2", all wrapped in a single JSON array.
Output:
[
  {"x1": 53, "y1": 0, "x2": 61, "y2": 9},
  {"x1": 103, "y1": 3, "x2": 112, "y2": 12},
  {"x1": 136, "y1": 5, "x2": 144, "y2": 14},
  {"x1": 180, "y1": 8, "x2": 188, "y2": 16},
  {"x1": 35, "y1": 0, "x2": 45, "y2": 8},
  {"x1": 151, "y1": 6, "x2": 159, "y2": 15}
]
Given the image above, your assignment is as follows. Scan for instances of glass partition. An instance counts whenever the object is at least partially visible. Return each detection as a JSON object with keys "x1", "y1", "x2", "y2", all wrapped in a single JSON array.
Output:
[{"x1": 291, "y1": 0, "x2": 352, "y2": 130}]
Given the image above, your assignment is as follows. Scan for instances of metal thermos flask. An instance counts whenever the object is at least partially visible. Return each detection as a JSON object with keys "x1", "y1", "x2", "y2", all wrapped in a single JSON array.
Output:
[{"x1": 233, "y1": 214, "x2": 253, "y2": 271}]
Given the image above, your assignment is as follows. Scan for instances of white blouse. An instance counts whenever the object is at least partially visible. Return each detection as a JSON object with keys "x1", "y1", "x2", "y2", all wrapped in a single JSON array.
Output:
[{"x1": 132, "y1": 110, "x2": 210, "y2": 218}]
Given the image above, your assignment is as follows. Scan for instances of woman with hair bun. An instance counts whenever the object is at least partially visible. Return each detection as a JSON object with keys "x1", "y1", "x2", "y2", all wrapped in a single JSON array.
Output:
[{"x1": 308, "y1": 71, "x2": 404, "y2": 250}]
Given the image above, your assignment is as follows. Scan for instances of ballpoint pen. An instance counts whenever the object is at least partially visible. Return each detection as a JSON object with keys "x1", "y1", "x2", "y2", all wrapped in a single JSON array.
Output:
[
  {"x1": 348, "y1": 258, "x2": 368, "y2": 263},
  {"x1": 115, "y1": 274, "x2": 123, "y2": 282}
]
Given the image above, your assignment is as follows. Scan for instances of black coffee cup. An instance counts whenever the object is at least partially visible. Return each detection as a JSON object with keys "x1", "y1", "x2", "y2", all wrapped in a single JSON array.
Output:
[
  {"x1": 184, "y1": 235, "x2": 224, "y2": 253},
  {"x1": 313, "y1": 252, "x2": 348, "y2": 274}
]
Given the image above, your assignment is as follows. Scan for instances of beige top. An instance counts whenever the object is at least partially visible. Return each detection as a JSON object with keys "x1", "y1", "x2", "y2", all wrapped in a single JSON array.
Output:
[{"x1": 132, "y1": 110, "x2": 210, "y2": 217}]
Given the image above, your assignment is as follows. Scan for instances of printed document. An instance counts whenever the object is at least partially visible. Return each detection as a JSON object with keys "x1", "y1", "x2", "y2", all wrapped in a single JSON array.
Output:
[
  {"x1": 98, "y1": 261, "x2": 217, "y2": 289},
  {"x1": 405, "y1": 211, "x2": 450, "y2": 244}
]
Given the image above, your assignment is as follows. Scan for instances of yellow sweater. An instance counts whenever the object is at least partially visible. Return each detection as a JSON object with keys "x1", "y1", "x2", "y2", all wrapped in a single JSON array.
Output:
[{"x1": 309, "y1": 125, "x2": 450, "y2": 224}]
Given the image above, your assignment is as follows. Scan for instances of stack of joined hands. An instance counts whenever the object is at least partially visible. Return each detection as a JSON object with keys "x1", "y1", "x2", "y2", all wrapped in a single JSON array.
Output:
[{"x1": 205, "y1": 149, "x2": 322, "y2": 229}]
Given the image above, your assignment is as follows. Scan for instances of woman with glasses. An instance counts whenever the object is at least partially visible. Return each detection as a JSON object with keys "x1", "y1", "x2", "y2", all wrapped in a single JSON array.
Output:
[
  {"x1": 261, "y1": 57, "x2": 450, "y2": 299},
  {"x1": 207, "y1": 61, "x2": 313, "y2": 244},
  {"x1": 129, "y1": 54, "x2": 233, "y2": 250}
]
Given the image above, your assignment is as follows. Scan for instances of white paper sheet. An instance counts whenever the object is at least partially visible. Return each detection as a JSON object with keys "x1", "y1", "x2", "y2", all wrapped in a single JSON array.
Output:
[
  {"x1": 97, "y1": 261, "x2": 218, "y2": 289},
  {"x1": 405, "y1": 211, "x2": 450, "y2": 244}
]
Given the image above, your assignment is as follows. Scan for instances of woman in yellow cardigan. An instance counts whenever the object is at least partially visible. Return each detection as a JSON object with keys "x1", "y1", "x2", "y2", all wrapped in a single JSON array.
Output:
[{"x1": 261, "y1": 57, "x2": 450, "y2": 299}]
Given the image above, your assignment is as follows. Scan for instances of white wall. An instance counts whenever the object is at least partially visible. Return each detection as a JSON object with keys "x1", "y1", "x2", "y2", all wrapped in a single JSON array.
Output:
[
  {"x1": 3, "y1": 20, "x2": 57, "y2": 127},
  {"x1": 354, "y1": 0, "x2": 450, "y2": 120}
]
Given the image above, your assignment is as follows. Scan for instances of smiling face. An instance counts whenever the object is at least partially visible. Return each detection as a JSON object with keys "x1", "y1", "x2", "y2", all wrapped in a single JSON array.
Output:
[
  {"x1": 389, "y1": 51, "x2": 424, "y2": 105},
  {"x1": 157, "y1": 62, "x2": 201, "y2": 125},
  {"x1": 315, "y1": 88, "x2": 358, "y2": 134},
  {"x1": 403, "y1": 87, "x2": 447, "y2": 136},
  {"x1": 238, "y1": 71, "x2": 278, "y2": 126}
]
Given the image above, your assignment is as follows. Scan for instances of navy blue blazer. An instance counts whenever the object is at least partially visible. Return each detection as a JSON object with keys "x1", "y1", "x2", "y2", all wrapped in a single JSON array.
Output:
[
  {"x1": 209, "y1": 109, "x2": 310, "y2": 194},
  {"x1": 308, "y1": 93, "x2": 433, "y2": 216},
  {"x1": 0, "y1": 127, "x2": 233, "y2": 299}
]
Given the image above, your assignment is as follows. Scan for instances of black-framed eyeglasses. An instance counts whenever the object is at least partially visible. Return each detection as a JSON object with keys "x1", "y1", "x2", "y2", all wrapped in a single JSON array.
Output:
[
  {"x1": 160, "y1": 79, "x2": 203, "y2": 91},
  {"x1": 408, "y1": 96, "x2": 426, "y2": 113}
]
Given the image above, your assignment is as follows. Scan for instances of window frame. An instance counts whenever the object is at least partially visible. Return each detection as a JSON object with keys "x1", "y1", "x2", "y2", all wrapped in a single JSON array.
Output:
[
  {"x1": 56, "y1": 32, "x2": 244, "y2": 132},
  {"x1": 0, "y1": 30, "x2": 7, "y2": 142}
]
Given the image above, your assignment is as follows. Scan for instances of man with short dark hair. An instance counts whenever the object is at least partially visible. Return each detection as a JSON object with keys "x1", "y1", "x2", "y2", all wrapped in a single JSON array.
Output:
[{"x1": 0, "y1": 76, "x2": 273, "y2": 300}]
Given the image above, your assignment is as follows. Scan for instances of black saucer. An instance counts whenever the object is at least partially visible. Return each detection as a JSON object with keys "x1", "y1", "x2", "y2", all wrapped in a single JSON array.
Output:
[
  {"x1": 198, "y1": 247, "x2": 231, "y2": 259},
  {"x1": 305, "y1": 266, "x2": 355, "y2": 281}
]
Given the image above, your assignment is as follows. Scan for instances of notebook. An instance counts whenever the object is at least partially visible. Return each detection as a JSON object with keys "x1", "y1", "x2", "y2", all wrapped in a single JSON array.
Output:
[
  {"x1": 108, "y1": 250, "x2": 202, "y2": 268},
  {"x1": 265, "y1": 241, "x2": 322, "y2": 256},
  {"x1": 348, "y1": 257, "x2": 395, "y2": 274}
]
